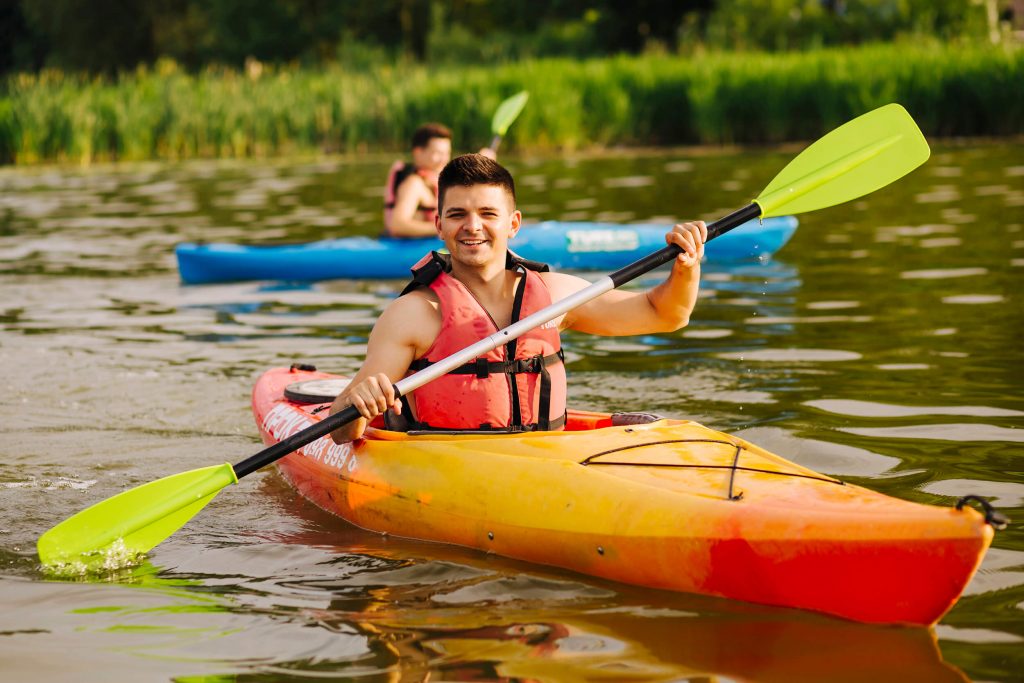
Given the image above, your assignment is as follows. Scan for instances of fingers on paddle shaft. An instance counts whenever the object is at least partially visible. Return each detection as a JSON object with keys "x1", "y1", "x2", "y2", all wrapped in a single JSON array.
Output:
[{"x1": 667, "y1": 222, "x2": 706, "y2": 264}]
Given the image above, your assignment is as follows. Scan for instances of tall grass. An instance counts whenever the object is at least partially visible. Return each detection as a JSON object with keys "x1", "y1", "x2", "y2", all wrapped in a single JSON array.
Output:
[{"x1": 2, "y1": 42, "x2": 1020, "y2": 166}]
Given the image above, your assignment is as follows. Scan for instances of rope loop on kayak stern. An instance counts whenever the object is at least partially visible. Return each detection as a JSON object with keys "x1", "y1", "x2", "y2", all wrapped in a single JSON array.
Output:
[{"x1": 956, "y1": 495, "x2": 1009, "y2": 530}]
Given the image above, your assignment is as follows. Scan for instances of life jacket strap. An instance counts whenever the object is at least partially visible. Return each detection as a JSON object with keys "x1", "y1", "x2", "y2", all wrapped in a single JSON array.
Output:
[
  {"x1": 408, "y1": 349, "x2": 564, "y2": 377},
  {"x1": 400, "y1": 250, "x2": 550, "y2": 297}
]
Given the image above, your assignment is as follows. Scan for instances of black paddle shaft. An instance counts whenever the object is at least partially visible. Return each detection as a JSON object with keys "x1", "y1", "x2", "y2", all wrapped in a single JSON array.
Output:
[
  {"x1": 234, "y1": 202, "x2": 763, "y2": 479},
  {"x1": 234, "y1": 404, "x2": 367, "y2": 478},
  {"x1": 609, "y1": 203, "x2": 761, "y2": 286}
]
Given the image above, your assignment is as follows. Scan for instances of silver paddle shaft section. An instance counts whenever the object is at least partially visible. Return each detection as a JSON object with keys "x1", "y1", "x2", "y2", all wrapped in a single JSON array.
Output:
[{"x1": 394, "y1": 276, "x2": 615, "y2": 396}]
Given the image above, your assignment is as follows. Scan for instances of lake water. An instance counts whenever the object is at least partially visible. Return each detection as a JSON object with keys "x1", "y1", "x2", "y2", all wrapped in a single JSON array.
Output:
[{"x1": 1, "y1": 143, "x2": 1022, "y2": 681}]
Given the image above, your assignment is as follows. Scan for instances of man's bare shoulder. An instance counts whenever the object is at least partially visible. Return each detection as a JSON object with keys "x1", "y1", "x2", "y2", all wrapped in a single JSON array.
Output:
[
  {"x1": 396, "y1": 172, "x2": 429, "y2": 194},
  {"x1": 374, "y1": 288, "x2": 441, "y2": 350},
  {"x1": 538, "y1": 270, "x2": 590, "y2": 299},
  {"x1": 380, "y1": 288, "x2": 438, "y2": 319}
]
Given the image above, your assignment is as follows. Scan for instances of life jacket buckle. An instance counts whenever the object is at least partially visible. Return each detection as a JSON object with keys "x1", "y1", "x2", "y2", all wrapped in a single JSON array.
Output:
[
  {"x1": 474, "y1": 358, "x2": 490, "y2": 378},
  {"x1": 523, "y1": 355, "x2": 544, "y2": 373},
  {"x1": 506, "y1": 356, "x2": 540, "y2": 374}
]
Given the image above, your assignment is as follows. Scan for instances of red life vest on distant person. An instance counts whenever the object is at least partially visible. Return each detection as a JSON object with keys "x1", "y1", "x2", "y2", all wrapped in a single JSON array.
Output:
[
  {"x1": 389, "y1": 251, "x2": 567, "y2": 432},
  {"x1": 383, "y1": 161, "x2": 438, "y2": 235}
]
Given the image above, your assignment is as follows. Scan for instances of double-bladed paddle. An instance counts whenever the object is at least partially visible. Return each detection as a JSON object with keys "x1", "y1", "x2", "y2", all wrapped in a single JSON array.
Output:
[
  {"x1": 489, "y1": 90, "x2": 529, "y2": 152},
  {"x1": 38, "y1": 103, "x2": 930, "y2": 567}
]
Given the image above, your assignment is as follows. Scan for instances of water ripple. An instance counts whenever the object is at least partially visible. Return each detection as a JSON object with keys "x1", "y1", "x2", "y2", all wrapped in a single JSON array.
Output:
[
  {"x1": 433, "y1": 576, "x2": 615, "y2": 605},
  {"x1": 718, "y1": 349, "x2": 861, "y2": 362},
  {"x1": 731, "y1": 426, "x2": 901, "y2": 477},
  {"x1": 900, "y1": 267, "x2": 988, "y2": 279},
  {"x1": 942, "y1": 294, "x2": 1005, "y2": 304},
  {"x1": 1, "y1": 477, "x2": 96, "y2": 491},
  {"x1": 920, "y1": 478, "x2": 1024, "y2": 506},
  {"x1": 805, "y1": 399, "x2": 1023, "y2": 418},
  {"x1": 602, "y1": 176, "x2": 655, "y2": 188},
  {"x1": 842, "y1": 423, "x2": 1024, "y2": 443},
  {"x1": 746, "y1": 315, "x2": 873, "y2": 325}
]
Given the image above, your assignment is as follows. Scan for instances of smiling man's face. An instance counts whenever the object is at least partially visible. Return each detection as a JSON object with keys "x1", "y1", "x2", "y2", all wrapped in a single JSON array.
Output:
[{"x1": 436, "y1": 184, "x2": 520, "y2": 268}]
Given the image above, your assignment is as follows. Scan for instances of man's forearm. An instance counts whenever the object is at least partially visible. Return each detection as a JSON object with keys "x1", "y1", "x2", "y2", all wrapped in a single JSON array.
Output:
[{"x1": 645, "y1": 265, "x2": 700, "y2": 330}]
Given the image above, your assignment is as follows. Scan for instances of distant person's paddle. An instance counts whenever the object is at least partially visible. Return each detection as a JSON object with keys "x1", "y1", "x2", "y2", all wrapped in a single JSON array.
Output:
[
  {"x1": 489, "y1": 90, "x2": 529, "y2": 152},
  {"x1": 38, "y1": 103, "x2": 929, "y2": 568}
]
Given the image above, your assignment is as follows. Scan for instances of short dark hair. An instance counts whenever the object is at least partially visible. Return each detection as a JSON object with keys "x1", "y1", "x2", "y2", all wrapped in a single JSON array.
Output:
[
  {"x1": 438, "y1": 154, "x2": 516, "y2": 211},
  {"x1": 411, "y1": 122, "x2": 451, "y2": 149}
]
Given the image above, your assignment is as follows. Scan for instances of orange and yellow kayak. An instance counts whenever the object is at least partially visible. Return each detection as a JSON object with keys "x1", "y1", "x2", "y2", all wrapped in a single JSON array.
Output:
[{"x1": 253, "y1": 366, "x2": 995, "y2": 626}]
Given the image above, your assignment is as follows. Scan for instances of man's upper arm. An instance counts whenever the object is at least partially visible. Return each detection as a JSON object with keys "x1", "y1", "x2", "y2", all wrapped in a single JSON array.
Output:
[
  {"x1": 542, "y1": 271, "x2": 656, "y2": 337},
  {"x1": 391, "y1": 176, "x2": 424, "y2": 217},
  {"x1": 358, "y1": 291, "x2": 437, "y2": 381},
  {"x1": 388, "y1": 177, "x2": 435, "y2": 236},
  {"x1": 541, "y1": 271, "x2": 598, "y2": 332}
]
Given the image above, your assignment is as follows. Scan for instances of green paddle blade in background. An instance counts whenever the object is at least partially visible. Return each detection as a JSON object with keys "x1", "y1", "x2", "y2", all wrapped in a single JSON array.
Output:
[
  {"x1": 491, "y1": 90, "x2": 529, "y2": 137},
  {"x1": 37, "y1": 463, "x2": 237, "y2": 566},
  {"x1": 755, "y1": 103, "x2": 930, "y2": 217}
]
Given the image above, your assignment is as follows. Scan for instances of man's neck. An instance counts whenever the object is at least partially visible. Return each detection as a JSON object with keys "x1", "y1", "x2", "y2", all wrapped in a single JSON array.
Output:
[{"x1": 449, "y1": 256, "x2": 515, "y2": 302}]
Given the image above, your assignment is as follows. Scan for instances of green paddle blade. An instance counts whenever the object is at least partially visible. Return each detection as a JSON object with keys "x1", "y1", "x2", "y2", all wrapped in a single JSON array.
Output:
[
  {"x1": 491, "y1": 90, "x2": 529, "y2": 137},
  {"x1": 38, "y1": 463, "x2": 237, "y2": 567},
  {"x1": 755, "y1": 103, "x2": 930, "y2": 217}
]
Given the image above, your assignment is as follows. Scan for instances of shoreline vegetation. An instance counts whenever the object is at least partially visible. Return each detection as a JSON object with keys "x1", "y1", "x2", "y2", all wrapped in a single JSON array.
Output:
[{"x1": 2, "y1": 41, "x2": 1021, "y2": 167}]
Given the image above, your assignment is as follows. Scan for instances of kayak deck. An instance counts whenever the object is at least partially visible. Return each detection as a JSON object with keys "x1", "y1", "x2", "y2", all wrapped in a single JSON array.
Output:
[{"x1": 252, "y1": 366, "x2": 993, "y2": 625}]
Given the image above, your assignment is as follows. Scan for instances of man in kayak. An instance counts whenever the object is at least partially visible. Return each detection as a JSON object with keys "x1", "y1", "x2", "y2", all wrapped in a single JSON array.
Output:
[
  {"x1": 333, "y1": 153, "x2": 706, "y2": 441},
  {"x1": 384, "y1": 123, "x2": 496, "y2": 238}
]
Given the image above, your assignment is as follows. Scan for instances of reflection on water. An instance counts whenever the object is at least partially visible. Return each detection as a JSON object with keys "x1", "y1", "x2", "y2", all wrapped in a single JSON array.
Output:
[
  {"x1": 1, "y1": 143, "x2": 1022, "y2": 681},
  {"x1": 0, "y1": 493, "x2": 978, "y2": 682}
]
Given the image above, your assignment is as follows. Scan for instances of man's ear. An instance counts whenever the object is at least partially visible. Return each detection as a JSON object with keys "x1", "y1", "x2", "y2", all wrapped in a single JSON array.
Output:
[
  {"x1": 435, "y1": 212, "x2": 443, "y2": 238},
  {"x1": 509, "y1": 209, "x2": 522, "y2": 238}
]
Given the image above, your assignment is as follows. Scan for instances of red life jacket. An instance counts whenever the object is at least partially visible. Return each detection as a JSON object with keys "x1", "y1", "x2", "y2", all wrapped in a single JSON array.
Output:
[
  {"x1": 383, "y1": 161, "x2": 438, "y2": 235},
  {"x1": 389, "y1": 250, "x2": 567, "y2": 433}
]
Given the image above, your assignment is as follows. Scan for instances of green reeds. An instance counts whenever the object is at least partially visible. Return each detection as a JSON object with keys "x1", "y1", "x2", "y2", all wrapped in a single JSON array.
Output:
[{"x1": 2, "y1": 42, "x2": 1021, "y2": 165}]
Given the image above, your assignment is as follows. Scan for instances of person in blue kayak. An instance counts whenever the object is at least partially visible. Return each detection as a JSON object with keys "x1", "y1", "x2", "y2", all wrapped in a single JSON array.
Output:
[
  {"x1": 384, "y1": 123, "x2": 496, "y2": 238},
  {"x1": 332, "y1": 153, "x2": 706, "y2": 442}
]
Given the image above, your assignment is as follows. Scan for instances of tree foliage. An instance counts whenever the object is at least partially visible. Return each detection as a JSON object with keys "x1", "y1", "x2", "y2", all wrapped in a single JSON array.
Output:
[{"x1": 0, "y1": 0, "x2": 1001, "y2": 75}]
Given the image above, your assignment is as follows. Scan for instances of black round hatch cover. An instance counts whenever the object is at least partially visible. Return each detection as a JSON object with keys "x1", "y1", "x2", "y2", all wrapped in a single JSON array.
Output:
[{"x1": 284, "y1": 378, "x2": 350, "y2": 404}]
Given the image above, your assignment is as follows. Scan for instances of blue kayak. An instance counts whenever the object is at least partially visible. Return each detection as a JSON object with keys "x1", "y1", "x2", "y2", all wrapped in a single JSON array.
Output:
[{"x1": 175, "y1": 217, "x2": 797, "y2": 284}]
